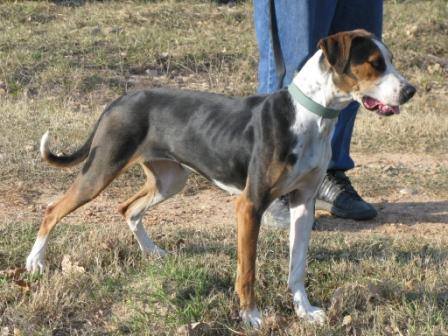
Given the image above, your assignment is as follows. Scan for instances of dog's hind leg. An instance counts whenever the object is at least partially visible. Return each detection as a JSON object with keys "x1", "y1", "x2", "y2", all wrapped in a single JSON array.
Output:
[
  {"x1": 118, "y1": 160, "x2": 189, "y2": 257},
  {"x1": 26, "y1": 144, "x2": 132, "y2": 273}
]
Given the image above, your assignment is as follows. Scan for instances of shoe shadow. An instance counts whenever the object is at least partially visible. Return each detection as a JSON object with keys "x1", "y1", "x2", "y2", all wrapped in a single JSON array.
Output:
[{"x1": 316, "y1": 201, "x2": 448, "y2": 232}]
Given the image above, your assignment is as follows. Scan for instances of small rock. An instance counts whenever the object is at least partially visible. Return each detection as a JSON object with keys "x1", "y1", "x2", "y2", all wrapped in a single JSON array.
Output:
[
  {"x1": 1, "y1": 327, "x2": 9, "y2": 336},
  {"x1": 160, "y1": 52, "x2": 169, "y2": 60},
  {"x1": 405, "y1": 25, "x2": 418, "y2": 37},
  {"x1": 399, "y1": 188, "x2": 417, "y2": 195},
  {"x1": 24, "y1": 144, "x2": 35, "y2": 152},
  {"x1": 427, "y1": 63, "x2": 441, "y2": 74},
  {"x1": 145, "y1": 69, "x2": 158, "y2": 77},
  {"x1": 342, "y1": 314, "x2": 352, "y2": 326}
]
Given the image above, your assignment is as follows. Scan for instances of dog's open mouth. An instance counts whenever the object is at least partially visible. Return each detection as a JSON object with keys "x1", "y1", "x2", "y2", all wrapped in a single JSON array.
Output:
[{"x1": 362, "y1": 96, "x2": 400, "y2": 116}]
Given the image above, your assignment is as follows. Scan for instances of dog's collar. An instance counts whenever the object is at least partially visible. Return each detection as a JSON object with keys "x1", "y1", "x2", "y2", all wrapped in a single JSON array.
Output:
[{"x1": 288, "y1": 83, "x2": 340, "y2": 119}]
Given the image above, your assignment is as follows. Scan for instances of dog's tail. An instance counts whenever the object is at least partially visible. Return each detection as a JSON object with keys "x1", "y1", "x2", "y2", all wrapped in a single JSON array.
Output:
[{"x1": 40, "y1": 129, "x2": 94, "y2": 168}]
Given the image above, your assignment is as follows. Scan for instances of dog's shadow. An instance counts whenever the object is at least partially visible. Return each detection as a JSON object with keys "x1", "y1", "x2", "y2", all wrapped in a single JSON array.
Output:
[{"x1": 316, "y1": 201, "x2": 448, "y2": 232}]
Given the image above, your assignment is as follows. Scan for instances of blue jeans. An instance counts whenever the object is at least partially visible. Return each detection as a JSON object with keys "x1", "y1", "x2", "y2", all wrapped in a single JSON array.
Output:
[{"x1": 254, "y1": 0, "x2": 382, "y2": 171}]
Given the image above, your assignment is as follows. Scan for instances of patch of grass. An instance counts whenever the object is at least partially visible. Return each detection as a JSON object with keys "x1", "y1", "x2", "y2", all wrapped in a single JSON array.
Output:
[
  {"x1": 121, "y1": 255, "x2": 235, "y2": 333},
  {"x1": 2, "y1": 203, "x2": 448, "y2": 334}
]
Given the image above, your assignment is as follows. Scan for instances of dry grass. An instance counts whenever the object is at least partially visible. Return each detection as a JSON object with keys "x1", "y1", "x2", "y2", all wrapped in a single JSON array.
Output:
[{"x1": 0, "y1": 0, "x2": 447, "y2": 335}]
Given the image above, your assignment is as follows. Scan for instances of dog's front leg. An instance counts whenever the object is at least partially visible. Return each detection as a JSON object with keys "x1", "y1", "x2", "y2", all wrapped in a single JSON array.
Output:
[
  {"x1": 235, "y1": 193, "x2": 262, "y2": 328},
  {"x1": 288, "y1": 192, "x2": 326, "y2": 324}
]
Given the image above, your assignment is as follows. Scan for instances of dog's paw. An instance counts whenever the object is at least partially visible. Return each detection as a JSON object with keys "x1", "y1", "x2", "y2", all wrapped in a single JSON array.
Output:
[
  {"x1": 240, "y1": 307, "x2": 263, "y2": 329},
  {"x1": 294, "y1": 303, "x2": 326, "y2": 325},
  {"x1": 26, "y1": 253, "x2": 45, "y2": 273},
  {"x1": 152, "y1": 247, "x2": 167, "y2": 258},
  {"x1": 142, "y1": 246, "x2": 167, "y2": 258}
]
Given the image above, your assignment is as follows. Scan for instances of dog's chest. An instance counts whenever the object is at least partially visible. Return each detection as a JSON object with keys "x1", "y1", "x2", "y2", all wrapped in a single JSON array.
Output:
[{"x1": 277, "y1": 115, "x2": 334, "y2": 195}]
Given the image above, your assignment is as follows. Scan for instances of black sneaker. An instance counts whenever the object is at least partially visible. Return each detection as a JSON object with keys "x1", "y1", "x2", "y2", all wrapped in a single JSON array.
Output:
[
  {"x1": 261, "y1": 197, "x2": 290, "y2": 229},
  {"x1": 316, "y1": 170, "x2": 377, "y2": 220},
  {"x1": 261, "y1": 197, "x2": 319, "y2": 230}
]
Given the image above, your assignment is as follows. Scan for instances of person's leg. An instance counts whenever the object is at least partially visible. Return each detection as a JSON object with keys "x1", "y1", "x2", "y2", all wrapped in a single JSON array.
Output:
[
  {"x1": 316, "y1": 0, "x2": 383, "y2": 220},
  {"x1": 253, "y1": 0, "x2": 277, "y2": 94},
  {"x1": 328, "y1": 102, "x2": 358, "y2": 171},
  {"x1": 253, "y1": 0, "x2": 337, "y2": 93}
]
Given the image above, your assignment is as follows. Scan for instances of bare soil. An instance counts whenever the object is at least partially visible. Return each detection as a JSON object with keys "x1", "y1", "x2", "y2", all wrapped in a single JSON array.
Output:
[{"x1": 2, "y1": 153, "x2": 446, "y2": 242}]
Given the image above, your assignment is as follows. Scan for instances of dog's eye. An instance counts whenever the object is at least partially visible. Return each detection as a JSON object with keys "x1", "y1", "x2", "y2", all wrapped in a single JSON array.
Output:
[{"x1": 370, "y1": 59, "x2": 385, "y2": 71}]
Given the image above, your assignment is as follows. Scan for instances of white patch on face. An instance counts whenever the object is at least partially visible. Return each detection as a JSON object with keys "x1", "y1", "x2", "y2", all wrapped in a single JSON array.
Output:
[
  {"x1": 357, "y1": 39, "x2": 410, "y2": 106},
  {"x1": 212, "y1": 179, "x2": 241, "y2": 195}
]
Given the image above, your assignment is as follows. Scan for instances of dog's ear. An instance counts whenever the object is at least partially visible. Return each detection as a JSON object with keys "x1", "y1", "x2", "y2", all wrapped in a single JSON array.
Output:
[{"x1": 318, "y1": 29, "x2": 373, "y2": 74}]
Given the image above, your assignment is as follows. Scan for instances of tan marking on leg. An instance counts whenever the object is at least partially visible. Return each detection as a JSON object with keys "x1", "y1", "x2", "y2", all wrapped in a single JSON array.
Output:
[
  {"x1": 235, "y1": 192, "x2": 260, "y2": 311},
  {"x1": 118, "y1": 160, "x2": 188, "y2": 219},
  {"x1": 118, "y1": 161, "x2": 188, "y2": 255},
  {"x1": 37, "y1": 184, "x2": 83, "y2": 238},
  {"x1": 42, "y1": 154, "x2": 125, "y2": 233},
  {"x1": 267, "y1": 159, "x2": 286, "y2": 184},
  {"x1": 118, "y1": 163, "x2": 157, "y2": 216}
]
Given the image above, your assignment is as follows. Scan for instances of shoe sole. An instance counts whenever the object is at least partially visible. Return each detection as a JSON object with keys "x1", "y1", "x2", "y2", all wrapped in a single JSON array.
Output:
[{"x1": 315, "y1": 200, "x2": 377, "y2": 221}]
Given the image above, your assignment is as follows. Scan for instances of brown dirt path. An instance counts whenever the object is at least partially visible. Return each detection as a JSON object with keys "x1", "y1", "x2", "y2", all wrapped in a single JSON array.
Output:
[{"x1": 1, "y1": 153, "x2": 446, "y2": 240}]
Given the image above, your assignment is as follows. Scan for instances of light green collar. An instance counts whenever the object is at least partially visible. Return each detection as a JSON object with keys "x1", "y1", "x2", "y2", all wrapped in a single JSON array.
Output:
[{"x1": 288, "y1": 83, "x2": 340, "y2": 119}]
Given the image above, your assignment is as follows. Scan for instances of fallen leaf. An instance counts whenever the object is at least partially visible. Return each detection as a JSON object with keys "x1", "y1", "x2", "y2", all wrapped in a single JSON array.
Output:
[
  {"x1": 61, "y1": 255, "x2": 85, "y2": 274},
  {"x1": 100, "y1": 239, "x2": 117, "y2": 251},
  {"x1": 427, "y1": 63, "x2": 442, "y2": 74},
  {"x1": 0, "y1": 267, "x2": 26, "y2": 280},
  {"x1": 342, "y1": 314, "x2": 352, "y2": 326},
  {"x1": 405, "y1": 24, "x2": 418, "y2": 37},
  {"x1": 177, "y1": 322, "x2": 212, "y2": 336},
  {"x1": 1, "y1": 327, "x2": 9, "y2": 336},
  {"x1": 14, "y1": 279, "x2": 31, "y2": 292}
]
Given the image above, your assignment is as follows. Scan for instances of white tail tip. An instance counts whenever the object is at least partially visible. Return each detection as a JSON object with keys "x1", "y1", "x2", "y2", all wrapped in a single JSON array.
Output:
[{"x1": 40, "y1": 131, "x2": 50, "y2": 159}]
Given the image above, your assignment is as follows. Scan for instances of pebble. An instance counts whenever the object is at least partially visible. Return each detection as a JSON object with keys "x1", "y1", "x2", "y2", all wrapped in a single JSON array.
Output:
[
  {"x1": 145, "y1": 69, "x2": 158, "y2": 77},
  {"x1": 399, "y1": 188, "x2": 417, "y2": 195},
  {"x1": 0, "y1": 82, "x2": 6, "y2": 95}
]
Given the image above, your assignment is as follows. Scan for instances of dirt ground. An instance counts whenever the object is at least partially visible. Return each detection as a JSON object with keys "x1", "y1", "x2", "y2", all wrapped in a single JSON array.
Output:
[{"x1": 2, "y1": 153, "x2": 447, "y2": 238}]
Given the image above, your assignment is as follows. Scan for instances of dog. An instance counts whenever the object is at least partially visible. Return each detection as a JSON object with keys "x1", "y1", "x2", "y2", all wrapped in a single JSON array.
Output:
[{"x1": 26, "y1": 29, "x2": 415, "y2": 327}]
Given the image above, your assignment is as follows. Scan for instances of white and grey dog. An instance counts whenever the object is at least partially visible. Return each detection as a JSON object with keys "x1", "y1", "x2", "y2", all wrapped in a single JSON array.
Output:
[{"x1": 26, "y1": 29, "x2": 415, "y2": 327}]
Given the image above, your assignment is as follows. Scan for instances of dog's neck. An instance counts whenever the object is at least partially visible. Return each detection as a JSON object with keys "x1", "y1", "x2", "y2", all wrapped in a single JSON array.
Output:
[
  {"x1": 292, "y1": 50, "x2": 353, "y2": 112},
  {"x1": 289, "y1": 50, "x2": 354, "y2": 136}
]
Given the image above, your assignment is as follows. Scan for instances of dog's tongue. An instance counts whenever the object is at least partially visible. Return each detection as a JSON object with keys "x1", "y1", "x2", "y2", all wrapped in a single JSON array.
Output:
[
  {"x1": 363, "y1": 97, "x2": 400, "y2": 115},
  {"x1": 379, "y1": 104, "x2": 399, "y2": 115},
  {"x1": 363, "y1": 97, "x2": 379, "y2": 109}
]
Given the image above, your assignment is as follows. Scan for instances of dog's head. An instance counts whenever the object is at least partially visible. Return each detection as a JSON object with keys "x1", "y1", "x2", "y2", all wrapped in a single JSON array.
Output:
[{"x1": 318, "y1": 29, "x2": 416, "y2": 116}]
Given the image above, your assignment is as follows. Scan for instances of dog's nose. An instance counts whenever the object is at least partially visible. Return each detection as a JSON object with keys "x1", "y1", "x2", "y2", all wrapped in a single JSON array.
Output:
[{"x1": 399, "y1": 84, "x2": 416, "y2": 104}]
